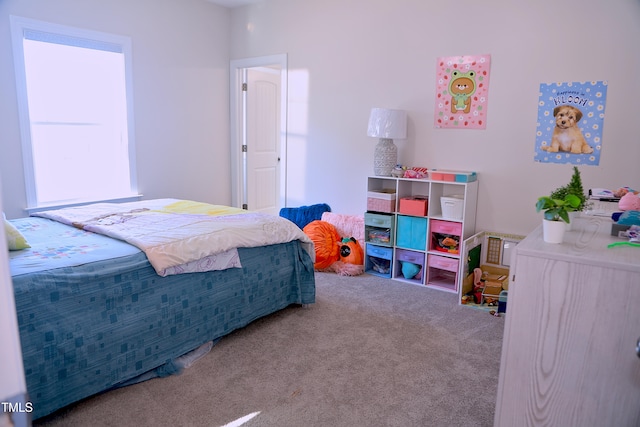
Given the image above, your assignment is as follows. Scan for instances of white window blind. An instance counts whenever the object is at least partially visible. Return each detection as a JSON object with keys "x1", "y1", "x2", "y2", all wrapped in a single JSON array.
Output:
[{"x1": 10, "y1": 16, "x2": 138, "y2": 211}]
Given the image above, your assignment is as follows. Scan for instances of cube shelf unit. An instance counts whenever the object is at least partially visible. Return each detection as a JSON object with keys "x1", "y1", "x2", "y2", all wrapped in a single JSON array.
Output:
[{"x1": 364, "y1": 175, "x2": 478, "y2": 294}]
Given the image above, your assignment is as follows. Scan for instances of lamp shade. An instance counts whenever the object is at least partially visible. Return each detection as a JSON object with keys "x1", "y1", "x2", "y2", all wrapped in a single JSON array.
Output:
[{"x1": 367, "y1": 108, "x2": 407, "y2": 139}]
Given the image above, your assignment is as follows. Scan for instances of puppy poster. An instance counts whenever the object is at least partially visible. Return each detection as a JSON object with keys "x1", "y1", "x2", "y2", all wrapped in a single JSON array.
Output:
[
  {"x1": 434, "y1": 54, "x2": 491, "y2": 129},
  {"x1": 535, "y1": 81, "x2": 608, "y2": 166}
]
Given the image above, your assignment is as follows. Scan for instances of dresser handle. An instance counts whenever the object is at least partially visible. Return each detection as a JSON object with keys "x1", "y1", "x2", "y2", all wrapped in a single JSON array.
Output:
[{"x1": 637, "y1": 337, "x2": 640, "y2": 359}]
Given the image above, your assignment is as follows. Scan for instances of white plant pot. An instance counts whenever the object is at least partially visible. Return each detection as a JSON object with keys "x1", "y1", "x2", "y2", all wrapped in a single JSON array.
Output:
[
  {"x1": 543, "y1": 219, "x2": 566, "y2": 244},
  {"x1": 565, "y1": 211, "x2": 579, "y2": 231}
]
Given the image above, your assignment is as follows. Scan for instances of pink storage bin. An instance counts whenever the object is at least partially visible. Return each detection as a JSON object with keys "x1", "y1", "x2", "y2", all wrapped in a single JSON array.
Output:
[{"x1": 430, "y1": 219, "x2": 462, "y2": 254}]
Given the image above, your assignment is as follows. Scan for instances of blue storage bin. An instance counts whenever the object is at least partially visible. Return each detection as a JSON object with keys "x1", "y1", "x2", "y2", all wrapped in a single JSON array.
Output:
[
  {"x1": 396, "y1": 215, "x2": 427, "y2": 251},
  {"x1": 365, "y1": 244, "x2": 393, "y2": 278}
]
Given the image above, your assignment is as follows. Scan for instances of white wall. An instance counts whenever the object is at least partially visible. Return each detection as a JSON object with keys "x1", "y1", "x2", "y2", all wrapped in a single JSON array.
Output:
[
  {"x1": 0, "y1": 178, "x2": 27, "y2": 423},
  {"x1": 229, "y1": 0, "x2": 640, "y2": 235},
  {"x1": 0, "y1": 0, "x2": 232, "y2": 219},
  {"x1": 2, "y1": 0, "x2": 639, "y2": 236}
]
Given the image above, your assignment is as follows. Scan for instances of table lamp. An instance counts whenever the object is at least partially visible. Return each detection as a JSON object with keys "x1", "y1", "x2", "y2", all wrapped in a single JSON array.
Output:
[{"x1": 367, "y1": 107, "x2": 407, "y2": 176}]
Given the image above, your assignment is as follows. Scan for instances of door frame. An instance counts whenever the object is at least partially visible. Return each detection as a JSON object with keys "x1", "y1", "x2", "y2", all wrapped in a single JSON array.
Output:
[{"x1": 229, "y1": 54, "x2": 288, "y2": 210}]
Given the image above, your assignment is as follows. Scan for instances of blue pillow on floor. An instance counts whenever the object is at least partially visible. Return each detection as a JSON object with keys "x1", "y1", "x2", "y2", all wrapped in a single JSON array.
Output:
[{"x1": 279, "y1": 203, "x2": 331, "y2": 229}]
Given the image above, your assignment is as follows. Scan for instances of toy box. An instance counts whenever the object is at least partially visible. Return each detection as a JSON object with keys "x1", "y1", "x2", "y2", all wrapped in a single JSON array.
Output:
[{"x1": 399, "y1": 196, "x2": 428, "y2": 216}]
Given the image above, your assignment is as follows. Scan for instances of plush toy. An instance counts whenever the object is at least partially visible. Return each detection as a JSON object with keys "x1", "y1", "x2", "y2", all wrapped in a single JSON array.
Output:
[
  {"x1": 329, "y1": 237, "x2": 365, "y2": 276},
  {"x1": 302, "y1": 220, "x2": 364, "y2": 276},
  {"x1": 400, "y1": 261, "x2": 421, "y2": 280},
  {"x1": 618, "y1": 192, "x2": 640, "y2": 211},
  {"x1": 339, "y1": 237, "x2": 364, "y2": 265},
  {"x1": 303, "y1": 220, "x2": 341, "y2": 269},
  {"x1": 613, "y1": 187, "x2": 638, "y2": 198}
]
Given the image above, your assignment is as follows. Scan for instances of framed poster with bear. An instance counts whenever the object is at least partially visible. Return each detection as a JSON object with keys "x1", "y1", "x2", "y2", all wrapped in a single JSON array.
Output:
[{"x1": 434, "y1": 54, "x2": 491, "y2": 130}]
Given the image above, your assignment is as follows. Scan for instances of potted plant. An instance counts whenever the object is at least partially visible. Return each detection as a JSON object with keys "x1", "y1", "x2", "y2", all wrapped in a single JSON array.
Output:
[
  {"x1": 550, "y1": 167, "x2": 588, "y2": 229},
  {"x1": 536, "y1": 194, "x2": 581, "y2": 243}
]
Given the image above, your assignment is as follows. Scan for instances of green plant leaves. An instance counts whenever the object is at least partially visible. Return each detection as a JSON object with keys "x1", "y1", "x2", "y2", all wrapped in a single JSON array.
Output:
[{"x1": 536, "y1": 194, "x2": 580, "y2": 222}]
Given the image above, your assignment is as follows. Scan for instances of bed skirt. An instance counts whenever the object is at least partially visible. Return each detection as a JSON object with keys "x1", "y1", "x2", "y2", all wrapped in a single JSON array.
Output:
[{"x1": 13, "y1": 240, "x2": 315, "y2": 419}]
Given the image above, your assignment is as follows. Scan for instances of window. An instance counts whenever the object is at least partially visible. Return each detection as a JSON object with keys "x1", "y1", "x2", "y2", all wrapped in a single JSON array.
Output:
[{"x1": 10, "y1": 16, "x2": 138, "y2": 211}]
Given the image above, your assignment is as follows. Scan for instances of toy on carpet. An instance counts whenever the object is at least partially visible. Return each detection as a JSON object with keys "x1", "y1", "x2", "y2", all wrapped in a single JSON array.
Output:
[
  {"x1": 303, "y1": 220, "x2": 341, "y2": 269},
  {"x1": 302, "y1": 220, "x2": 364, "y2": 276}
]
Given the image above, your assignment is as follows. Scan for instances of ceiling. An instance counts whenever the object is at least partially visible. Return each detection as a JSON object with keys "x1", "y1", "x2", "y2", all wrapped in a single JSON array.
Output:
[{"x1": 206, "y1": 0, "x2": 262, "y2": 8}]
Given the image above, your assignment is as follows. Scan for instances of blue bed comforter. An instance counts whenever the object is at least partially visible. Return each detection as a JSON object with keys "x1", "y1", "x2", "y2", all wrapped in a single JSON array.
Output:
[{"x1": 9, "y1": 217, "x2": 315, "y2": 419}]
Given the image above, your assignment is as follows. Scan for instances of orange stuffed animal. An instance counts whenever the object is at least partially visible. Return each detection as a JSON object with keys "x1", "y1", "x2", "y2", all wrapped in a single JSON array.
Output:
[
  {"x1": 303, "y1": 220, "x2": 341, "y2": 269},
  {"x1": 302, "y1": 220, "x2": 364, "y2": 276},
  {"x1": 339, "y1": 237, "x2": 364, "y2": 265}
]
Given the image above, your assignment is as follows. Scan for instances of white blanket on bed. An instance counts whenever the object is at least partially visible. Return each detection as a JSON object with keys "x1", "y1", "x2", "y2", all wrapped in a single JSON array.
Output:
[{"x1": 33, "y1": 199, "x2": 314, "y2": 276}]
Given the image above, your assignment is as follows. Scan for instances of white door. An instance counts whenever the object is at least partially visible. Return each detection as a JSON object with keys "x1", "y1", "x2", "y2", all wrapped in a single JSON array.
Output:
[
  {"x1": 229, "y1": 55, "x2": 287, "y2": 215},
  {"x1": 246, "y1": 67, "x2": 280, "y2": 215}
]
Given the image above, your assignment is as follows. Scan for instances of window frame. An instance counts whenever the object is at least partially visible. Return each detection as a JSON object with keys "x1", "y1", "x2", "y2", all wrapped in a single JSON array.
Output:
[{"x1": 10, "y1": 15, "x2": 139, "y2": 213}]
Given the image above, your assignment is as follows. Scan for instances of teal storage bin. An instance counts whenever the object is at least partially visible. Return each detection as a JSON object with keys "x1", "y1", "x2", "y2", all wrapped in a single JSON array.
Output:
[
  {"x1": 454, "y1": 171, "x2": 477, "y2": 182},
  {"x1": 365, "y1": 212, "x2": 395, "y2": 247},
  {"x1": 396, "y1": 215, "x2": 427, "y2": 251}
]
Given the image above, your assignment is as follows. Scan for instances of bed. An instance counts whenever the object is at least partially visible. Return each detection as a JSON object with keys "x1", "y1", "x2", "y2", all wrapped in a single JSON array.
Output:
[{"x1": 7, "y1": 199, "x2": 316, "y2": 420}]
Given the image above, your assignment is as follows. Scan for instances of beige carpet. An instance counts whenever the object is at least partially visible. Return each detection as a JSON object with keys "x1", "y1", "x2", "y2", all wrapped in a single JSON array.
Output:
[{"x1": 34, "y1": 272, "x2": 505, "y2": 427}]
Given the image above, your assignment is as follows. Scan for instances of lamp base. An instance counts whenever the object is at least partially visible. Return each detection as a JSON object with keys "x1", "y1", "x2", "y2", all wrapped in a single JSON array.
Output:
[{"x1": 374, "y1": 138, "x2": 397, "y2": 176}]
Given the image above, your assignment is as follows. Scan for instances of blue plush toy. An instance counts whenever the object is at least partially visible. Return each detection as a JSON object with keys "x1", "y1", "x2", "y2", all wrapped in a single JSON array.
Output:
[{"x1": 401, "y1": 261, "x2": 421, "y2": 280}]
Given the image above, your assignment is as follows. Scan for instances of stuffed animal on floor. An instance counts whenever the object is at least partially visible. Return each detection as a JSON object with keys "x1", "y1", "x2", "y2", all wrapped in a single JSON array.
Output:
[
  {"x1": 303, "y1": 220, "x2": 341, "y2": 269},
  {"x1": 302, "y1": 220, "x2": 364, "y2": 276},
  {"x1": 339, "y1": 237, "x2": 363, "y2": 265}
]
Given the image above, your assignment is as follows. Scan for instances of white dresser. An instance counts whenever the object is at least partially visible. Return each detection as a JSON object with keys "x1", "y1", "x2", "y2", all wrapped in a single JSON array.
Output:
[{"x1": 494, "y1": 216, "x2": 640, "y2": 427}]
